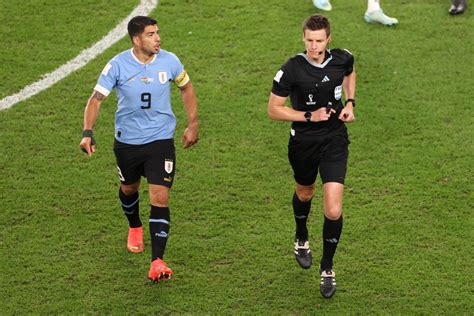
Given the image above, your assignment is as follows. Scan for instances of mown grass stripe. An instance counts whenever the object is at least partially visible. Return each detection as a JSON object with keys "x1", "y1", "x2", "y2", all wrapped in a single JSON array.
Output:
[{"x1": 0, "y1": 0, "x2": 158, "y2": 111}]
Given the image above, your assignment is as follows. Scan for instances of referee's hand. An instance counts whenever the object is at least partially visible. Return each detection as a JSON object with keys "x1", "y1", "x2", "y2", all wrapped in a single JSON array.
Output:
[
  {"x1": 339, "y1": 106, "x2": 355, "y2": 123},
  {"x1": 182, "y1": 125, "x2": 199, "y2": 149},
  {"x1": 312, "y1": 107, "x2": 336, "y2": 122}
]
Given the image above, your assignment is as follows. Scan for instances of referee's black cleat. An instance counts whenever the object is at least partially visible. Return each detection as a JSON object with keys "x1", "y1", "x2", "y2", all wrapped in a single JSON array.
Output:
[
  {"x1": 294, "y1": 239, "x2": 312, "y2": 269},
  {"x1": 320, "y1": 269, "x2": 337, "y2": 298},
  {"x1": 449, "y1": 0, "x2": 467, "y2": 15}
]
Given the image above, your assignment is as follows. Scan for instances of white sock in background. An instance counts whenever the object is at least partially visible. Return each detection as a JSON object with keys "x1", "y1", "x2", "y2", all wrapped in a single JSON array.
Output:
[{"x1": 367, "y1": 0, "x2": 381, "y2": 13}]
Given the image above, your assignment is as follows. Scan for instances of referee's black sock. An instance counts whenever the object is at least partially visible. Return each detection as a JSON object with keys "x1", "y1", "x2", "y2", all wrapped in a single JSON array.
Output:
[
  {"x1": 320, "y1": 215, "x2": 343, "y2": 271},
  {"x1": 119, "y1": 188, "x2": 142, "y2": 228},
  {"x1": 149, "y1": 205, "x2": 170, "y2": 261},
  {"x1": 292, "y1": 192, "x2": 312, "y2": 241}
]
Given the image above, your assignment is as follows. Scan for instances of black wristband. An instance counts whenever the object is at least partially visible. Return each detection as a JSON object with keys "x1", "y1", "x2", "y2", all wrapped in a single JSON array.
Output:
[
  {"x1": 345, "y1": 99, "x2": 355, "y2": 107},
  {"x1": 82, "y1": 129, "x2": 95, "y2": 146},
  {"x1": 81, "y1": 130, "x2": 95, "y2": 154},
  {"x1": 82, "y1": 129, "x2": 93, "y2": 138}
]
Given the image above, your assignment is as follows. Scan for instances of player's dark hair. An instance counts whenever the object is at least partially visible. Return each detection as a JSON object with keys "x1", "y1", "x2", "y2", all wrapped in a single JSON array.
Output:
[
  {"x1": 127, "y1": 16, "x2": 157, "y2": 40},
  {"x1": 303, "y1": 14, "x2": 331, "y2": 36}
]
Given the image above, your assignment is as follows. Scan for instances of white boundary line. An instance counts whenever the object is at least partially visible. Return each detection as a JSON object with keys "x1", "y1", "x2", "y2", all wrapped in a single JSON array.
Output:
[{"x1": 0, "y1": 0, "x2": 158, "y2": 111}]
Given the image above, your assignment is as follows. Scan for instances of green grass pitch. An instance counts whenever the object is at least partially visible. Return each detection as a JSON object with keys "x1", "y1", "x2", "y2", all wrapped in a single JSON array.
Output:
[{"x1": 0, "y1": 0, "x2": 473, "y2": 313}]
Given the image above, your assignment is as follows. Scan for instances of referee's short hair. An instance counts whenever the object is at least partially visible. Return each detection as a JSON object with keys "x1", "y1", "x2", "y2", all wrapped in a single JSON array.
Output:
[
  {"x1": 303, "y1": 14, "x2": 331, "y2": 36},
  {"x1": 128, "y1": 16, "x2": 158, "y2": 40}
]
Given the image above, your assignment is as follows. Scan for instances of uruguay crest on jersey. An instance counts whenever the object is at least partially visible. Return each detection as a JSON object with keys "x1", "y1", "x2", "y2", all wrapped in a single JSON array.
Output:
[{"x1": 158, "y1": 71, "x2": 168, "y2": 84}]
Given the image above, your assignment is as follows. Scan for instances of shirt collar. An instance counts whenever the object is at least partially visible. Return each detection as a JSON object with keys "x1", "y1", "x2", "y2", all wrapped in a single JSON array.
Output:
[
  {"x1": 299, "y1": 49, "x2": 332, "y2": 68},
  {"x1": 130, "y1": 48, "x2": 157, "y2": 65}
]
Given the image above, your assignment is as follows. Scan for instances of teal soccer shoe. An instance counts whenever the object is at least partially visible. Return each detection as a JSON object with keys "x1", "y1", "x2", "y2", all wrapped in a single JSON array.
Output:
[
  {"x1": 364, "y1": 9, "x2": 398, "y2": 26},
  {"x1": 313, "y1": 0, "x2": 332, "y2": 11}
]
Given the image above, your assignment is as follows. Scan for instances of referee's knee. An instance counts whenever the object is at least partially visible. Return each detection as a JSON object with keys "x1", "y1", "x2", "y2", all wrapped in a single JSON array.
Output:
[
  {"x1": 324, "y1": 207, "x2": 342, "y2": 220},
  {"x1": 295, "y1": 186, "x2": 315, "y2": 202}
]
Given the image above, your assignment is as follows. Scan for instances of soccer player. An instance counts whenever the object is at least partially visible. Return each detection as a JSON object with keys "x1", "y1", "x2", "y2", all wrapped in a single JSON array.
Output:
[
  {"x1": 268, "y1": 14, "x2": 356, "y2": 298},
  {"x1": 79, "y1": 16, "x2": 199, "y2": 282},
  {"x1": 313, "y1": 0, "x2": 398, "y2": 26}
]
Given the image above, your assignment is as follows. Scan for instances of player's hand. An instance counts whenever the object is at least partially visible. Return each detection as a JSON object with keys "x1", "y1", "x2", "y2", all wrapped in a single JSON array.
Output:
[
  {"x1": 79, "y1": 137, "x2": 96, "y2": 157},
  {"x1": 312, "y1": 107, "x2": 336, "y2": 122},
  {"x1": 182, "y1": 125, "x2": 199, "y2": 149},
  {"x1": 339, "y1": 106, "x2": 355, "y2": 123}
]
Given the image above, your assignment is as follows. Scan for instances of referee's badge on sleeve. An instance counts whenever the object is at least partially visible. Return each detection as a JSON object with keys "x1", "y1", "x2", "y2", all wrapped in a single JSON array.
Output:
[
  {"x1": 164, "y1": 159, "x2": 174, "y2": 174},
  {"x1": 334, "y1": 85, "x2": 342, "y2": 100},
  {"x1": 274, "y1": 70, "x2": 284, "y2": 83},
  {"x1": 159, "y1": 71, "x2": 168, "y2": 84}
]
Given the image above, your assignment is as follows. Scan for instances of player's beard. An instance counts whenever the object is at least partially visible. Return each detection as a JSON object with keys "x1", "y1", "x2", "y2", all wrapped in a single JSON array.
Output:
[{"x1": 145, "y1": 44, "x2": 160, "y2": 56}]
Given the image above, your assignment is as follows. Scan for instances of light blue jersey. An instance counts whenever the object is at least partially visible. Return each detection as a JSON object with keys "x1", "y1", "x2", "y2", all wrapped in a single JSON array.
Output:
[{"x1": 95, "y1": 48, "x2": 189, "y2": 145}]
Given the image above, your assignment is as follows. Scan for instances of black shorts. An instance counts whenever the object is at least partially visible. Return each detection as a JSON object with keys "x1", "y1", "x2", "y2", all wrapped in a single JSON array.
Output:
[
  {"x1": 113, "y1": 139, "x2": 176, "y2": 187},
  {"x1": 288, "y1": 133, "x2": 349, "y2": 185}
]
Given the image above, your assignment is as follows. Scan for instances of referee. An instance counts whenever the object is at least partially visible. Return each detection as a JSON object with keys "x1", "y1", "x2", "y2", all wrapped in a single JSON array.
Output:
[
  {"x1": 79, "y1": 16, "x2": 199, "y2": 282},
  {"x1": 268, "y1": 14, "x2": 356, "y2": 298}
]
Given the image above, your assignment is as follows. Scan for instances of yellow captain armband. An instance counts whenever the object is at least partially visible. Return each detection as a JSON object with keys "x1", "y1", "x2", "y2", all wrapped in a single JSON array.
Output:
[{"x1": 175, "y1": 69, "x2": 190, "y2": 88}]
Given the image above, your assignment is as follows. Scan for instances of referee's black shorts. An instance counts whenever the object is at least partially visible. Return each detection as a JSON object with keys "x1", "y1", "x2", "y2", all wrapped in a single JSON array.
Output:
[
  {"x1": 113, "y1": 138, "x2": 176, "y2": 188},
  {"x1": 288, "y1": 132, "x2": 349, "y2": 186}
]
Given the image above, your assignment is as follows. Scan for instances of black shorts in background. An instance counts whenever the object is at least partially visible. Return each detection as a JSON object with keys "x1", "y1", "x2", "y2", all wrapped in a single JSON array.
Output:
[
  {"x1": 113, "y1": 139, "x2": 176, "y2": 187},
  {"x1": 288, "y1": 132, "x2": 349, "y2": 185}
]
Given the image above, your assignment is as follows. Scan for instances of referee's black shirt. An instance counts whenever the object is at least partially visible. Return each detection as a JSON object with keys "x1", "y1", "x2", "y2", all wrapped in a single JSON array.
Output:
[{"x1": 272, "y1": 48, "x2": 354, "y2": 138}]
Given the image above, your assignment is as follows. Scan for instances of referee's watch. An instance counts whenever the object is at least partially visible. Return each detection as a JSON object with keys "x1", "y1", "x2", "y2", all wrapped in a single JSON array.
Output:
[
  {"x1": 304, "y1": 111, "x2": 312, "y2": 122},
  {"x1": 345, "y1": 98, "x2": 356, "y2": 107}
]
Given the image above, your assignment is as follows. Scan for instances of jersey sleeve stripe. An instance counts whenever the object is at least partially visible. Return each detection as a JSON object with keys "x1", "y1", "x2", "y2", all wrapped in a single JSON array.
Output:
[{"x1": 94, "y1": 84, "x2": 111, "y2": 97}]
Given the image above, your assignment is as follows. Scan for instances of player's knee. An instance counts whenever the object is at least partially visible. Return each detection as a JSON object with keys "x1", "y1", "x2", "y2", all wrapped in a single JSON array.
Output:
[
  {"x1": 150, "y1": 191, "x2": 169, "y2": 207},
  {"x1": 121, "y1": 183, "x2": 139, "y2": 196}
]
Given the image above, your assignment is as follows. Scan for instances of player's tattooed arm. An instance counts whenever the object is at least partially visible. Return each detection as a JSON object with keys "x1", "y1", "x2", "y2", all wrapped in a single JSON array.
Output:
[
  {"x1": 82, "y1": 90, "x2": 105, "y2": 134},
  {"x1": 91, "y1": 90, "x2": 106, "y2": 101}
]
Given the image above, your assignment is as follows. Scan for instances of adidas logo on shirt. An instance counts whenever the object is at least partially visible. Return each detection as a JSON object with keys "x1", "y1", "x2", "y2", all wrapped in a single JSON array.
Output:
[{"x1": 322, "y1": 75, "x2": 330, "y2": 82}]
